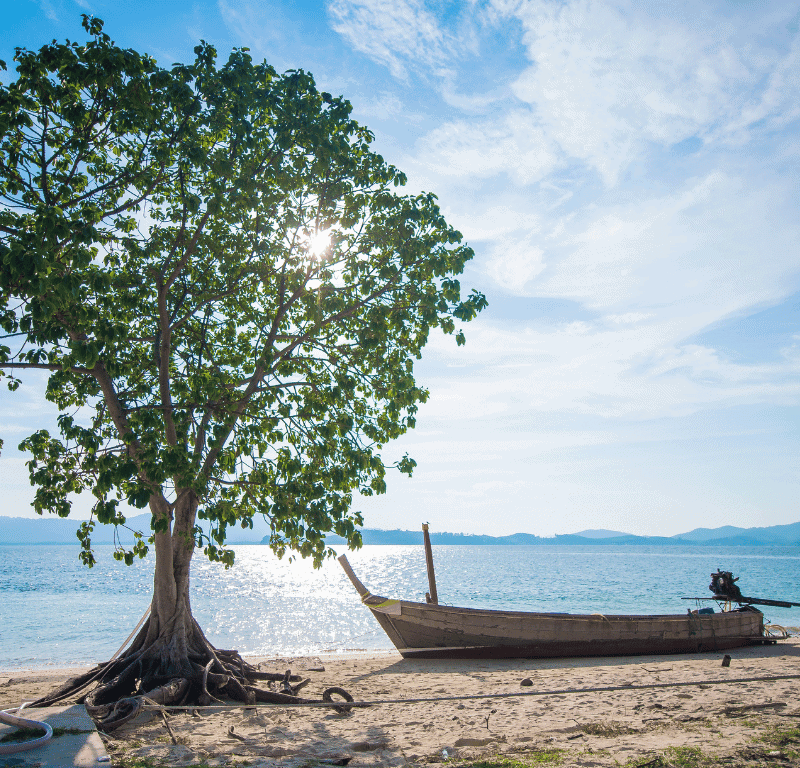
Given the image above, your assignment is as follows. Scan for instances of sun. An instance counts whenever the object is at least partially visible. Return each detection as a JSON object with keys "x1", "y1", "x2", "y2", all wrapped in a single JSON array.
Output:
[{"x1": 306, "y1": 229, "x2": 331, "y2": 258}]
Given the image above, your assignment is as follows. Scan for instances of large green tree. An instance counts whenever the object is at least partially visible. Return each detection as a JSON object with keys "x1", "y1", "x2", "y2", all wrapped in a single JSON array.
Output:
[{"x1": 0, "y1": 18, "x2": 485, "y2": 724}]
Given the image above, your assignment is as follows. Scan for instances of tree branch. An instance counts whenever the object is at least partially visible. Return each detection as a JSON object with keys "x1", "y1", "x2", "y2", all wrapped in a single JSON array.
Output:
[
  {"x1": 0, "y1": 362, "x2": 93, "y2": 374},
  {"x1": 156, "y1": 274, "x2": 178, "y2": 448}
]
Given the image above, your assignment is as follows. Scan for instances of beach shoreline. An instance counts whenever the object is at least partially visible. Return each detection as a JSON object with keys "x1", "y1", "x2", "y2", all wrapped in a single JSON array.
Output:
[
  {"x1": 0, "y1": 649, "x2": 399, "y2": 678},
  {"x1": 2, "y1": 641, "x2": 799, "y2": 766}
]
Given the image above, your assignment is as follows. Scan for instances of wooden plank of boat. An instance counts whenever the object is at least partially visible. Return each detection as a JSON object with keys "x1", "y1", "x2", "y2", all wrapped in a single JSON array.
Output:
[
  {"x1": 370, "y1": 596, "x2": 765, "y2": 659},
  {"x1": 338, "y1": 555, "x2": 767, "y2": 660}
]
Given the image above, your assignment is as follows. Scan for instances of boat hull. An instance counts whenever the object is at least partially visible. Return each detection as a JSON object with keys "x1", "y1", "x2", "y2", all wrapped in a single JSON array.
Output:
[{"x1": 364, "y1": 597, "x2": 766, "y2": 660}]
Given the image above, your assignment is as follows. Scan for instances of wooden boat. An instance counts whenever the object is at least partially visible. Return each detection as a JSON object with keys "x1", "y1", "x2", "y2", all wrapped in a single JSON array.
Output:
[{"x1": 337, "y1": 533, "x2": 779, "y2": 659}]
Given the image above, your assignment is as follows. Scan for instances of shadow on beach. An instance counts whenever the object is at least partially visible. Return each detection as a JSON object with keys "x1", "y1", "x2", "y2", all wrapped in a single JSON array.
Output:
[{"x1": 348, "y1": 639, "x2": 800, "y2": 682}]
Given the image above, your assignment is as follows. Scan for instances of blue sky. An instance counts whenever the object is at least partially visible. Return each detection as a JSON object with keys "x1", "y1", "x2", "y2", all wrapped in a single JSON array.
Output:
[{"x1": 1, "y1": 0, "x2": 798, "y2": 537}]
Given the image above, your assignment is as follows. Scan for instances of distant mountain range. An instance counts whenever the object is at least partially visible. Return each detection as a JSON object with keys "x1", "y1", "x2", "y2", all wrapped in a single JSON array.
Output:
[
  {"x1": 318, "y1": 521, "x2": 800, "y2": 547},
  {"x1": 1, "y1": 514, "x2": 799, "y2": 547}
]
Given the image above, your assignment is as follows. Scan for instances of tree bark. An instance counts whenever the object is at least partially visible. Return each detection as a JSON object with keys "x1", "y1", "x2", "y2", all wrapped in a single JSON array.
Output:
[{"x1": 142, "y1": 489, "x2": 201, "y2": 675}]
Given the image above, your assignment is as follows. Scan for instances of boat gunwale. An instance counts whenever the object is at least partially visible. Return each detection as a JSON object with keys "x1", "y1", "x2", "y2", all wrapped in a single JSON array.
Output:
[{"x1": 366, "y1": 595, "x2": 763, "y2": 621}]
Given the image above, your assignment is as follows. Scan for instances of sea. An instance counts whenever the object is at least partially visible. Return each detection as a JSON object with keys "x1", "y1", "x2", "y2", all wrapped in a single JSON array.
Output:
[{"x1": 1, "y1": 544, "x2": 798, "y2": 671}]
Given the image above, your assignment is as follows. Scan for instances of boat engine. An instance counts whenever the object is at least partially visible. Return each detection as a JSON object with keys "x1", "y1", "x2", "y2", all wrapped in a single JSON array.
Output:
[{"x1": 710, "y1": 570, "x2": 743, "y2": 600}]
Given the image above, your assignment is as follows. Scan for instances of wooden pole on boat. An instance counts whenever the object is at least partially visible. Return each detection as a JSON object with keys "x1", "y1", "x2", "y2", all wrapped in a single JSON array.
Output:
[
  {"x1": 422, "y1": 523, "x2": 438, "y2": 605},
  {"x1": 338, "y1": 555, "x2": 370, "y2": 598}
]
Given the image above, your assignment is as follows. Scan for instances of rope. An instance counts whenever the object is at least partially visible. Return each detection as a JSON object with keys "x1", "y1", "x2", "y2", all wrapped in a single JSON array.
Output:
[
  {"x1": 30, "y1": 605, "x2": 154, "y2": 712},
  {"x1": 0, "y1": 704, "x2": 53, "y2": 756},
  {"x1": 109, "y1": 606, "x2": 152, "y2": 662},
  {"x1": 141, "y1": 672, "x2": 800, "y2": 712},
  {"x1": 764, "y1": 624, "x2": 790, "y2": 639},
  {"x1": 80, "y1": 606, "x2": 150, "y2": 689}
]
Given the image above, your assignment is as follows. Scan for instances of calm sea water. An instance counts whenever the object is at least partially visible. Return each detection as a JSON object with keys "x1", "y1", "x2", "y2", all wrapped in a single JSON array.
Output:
[{"x1": 1, "y1": 544, "x2": 798, "y2": 670}]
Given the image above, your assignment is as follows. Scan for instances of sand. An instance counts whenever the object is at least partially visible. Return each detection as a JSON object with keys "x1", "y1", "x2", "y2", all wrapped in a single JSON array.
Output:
[{"x1": 2, "y1": 640, "x2": 799, "y2": 767}]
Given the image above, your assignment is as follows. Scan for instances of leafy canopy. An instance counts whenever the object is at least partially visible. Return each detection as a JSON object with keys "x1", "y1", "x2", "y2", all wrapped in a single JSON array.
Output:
[{"x1": 0, "y1": 17, "x2": 486, "y2": 567}]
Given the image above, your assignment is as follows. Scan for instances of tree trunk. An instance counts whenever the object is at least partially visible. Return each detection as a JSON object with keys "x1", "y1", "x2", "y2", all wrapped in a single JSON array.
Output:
[
  {"x1": 140, "y1": 491, "x2": 201, "y2": 675},
  {"x1": 30, "y1": 488, "x2": 307, "y2": 729}
]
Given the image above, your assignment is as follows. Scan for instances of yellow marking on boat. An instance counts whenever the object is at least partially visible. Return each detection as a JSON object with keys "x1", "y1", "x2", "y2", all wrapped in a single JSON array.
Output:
[{"x1": 367, "y1": 598, "x2": 402, "y2": 615}]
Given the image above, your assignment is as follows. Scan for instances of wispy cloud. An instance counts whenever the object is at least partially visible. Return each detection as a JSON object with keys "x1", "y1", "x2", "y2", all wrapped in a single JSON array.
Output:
[
  {"x1": 39, "y1": 0, "x2": 58, "y2": 22},
  {"x1": 485, "y1": 231, "x2": 546, "y2": 292},
  {"x1": 217, "y1": 0, "x2": 298, "y2": 69},
  {"x1": 719, "y1": 31, "x2": 800, "y2": 142},
  {"x1": 350, "y1": 90, "x2": 405, "y2": 121},
  {"x1": 327, "y1": 0, "x2": 452, "y2": 80},
  {"x1": 421, "y1": 316, "x2": 800, "y2": 424},
  {"x1": 412, "y1": 109, "x2": 558, "y2": 184},
  {"x1": 493, "y1": 0, "x2": 800, "y2": 184},
  {"x1": 404, "y1": 159, "x2": 800, "y2": 425},
  {"x1": 331, "y1": 0, "x2": 800, "y2": 431},
  {"x1": 531, "y1": 170, "x2": 800, "y2": 311},
  {"x1": 438, "y1": 70, "x2": 508, "y2": 114}
]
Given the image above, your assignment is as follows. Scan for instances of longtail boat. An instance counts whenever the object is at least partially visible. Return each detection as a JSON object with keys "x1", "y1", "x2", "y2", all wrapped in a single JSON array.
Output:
[{"x1": 338, "y1": 527, "x2": 796, "y2": 660}]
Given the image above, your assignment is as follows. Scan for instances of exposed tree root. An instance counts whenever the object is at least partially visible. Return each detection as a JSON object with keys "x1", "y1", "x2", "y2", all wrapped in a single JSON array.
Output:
[{"x1": 29, "y1": 616, "x2": 321, "y2": 732}]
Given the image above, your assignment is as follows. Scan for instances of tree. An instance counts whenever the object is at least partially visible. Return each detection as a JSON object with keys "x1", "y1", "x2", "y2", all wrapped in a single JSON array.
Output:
[{"x1": 0, "y1": 18, "x2": 486, "y2": 725}]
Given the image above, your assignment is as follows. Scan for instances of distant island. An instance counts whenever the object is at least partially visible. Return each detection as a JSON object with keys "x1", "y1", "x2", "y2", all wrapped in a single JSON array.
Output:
[
  {"x1": 1, "y1": 513, "x2": 799, "y2": 547},
  {"x1": 315, "y1": 522, "x2": 800, "y2": 547}
]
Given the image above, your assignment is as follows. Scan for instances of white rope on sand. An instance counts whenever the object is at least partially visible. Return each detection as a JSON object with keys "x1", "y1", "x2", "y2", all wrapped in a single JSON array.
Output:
[
  {"x1": 0, "y1": 607, "x2": 152, "y2": 754},
  {"x1": 141, "y1": 672, "x2": 800, "y2": 712},
  {"x1": 0, "y1": 703, "x2": 53, "y2": 755}
]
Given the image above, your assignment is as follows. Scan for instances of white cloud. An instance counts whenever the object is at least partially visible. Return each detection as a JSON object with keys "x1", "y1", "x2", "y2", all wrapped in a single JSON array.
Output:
[
  {"x1": 218, "y1": 0, "x2": 286, "y2": 51},
  {"x1": 0, "y1": 424, "x2": 30, "y2": 434},
  {"x1": 719, "y1": 31, "x2": 800, "y2": 142},
  {"x1": 445, "y1": 203, "x2": 542, "y2": 243},
  {"x1": 423, "y1": 161, "x2": 800, "y2": 421},
  {"x1": 421, "y1": 315, "x2": 800, "y2": 424},
  {"x1": 327, "y1": 0, "x2": 451, "y2": 80},
  {"x1": 350, "y1": 91, "x2": 405, "y2": 121},
  {"x1": 412, "y1": 110, "x2": 558, "y2": 184},
  {"x1": 438, "y1": 70, "x2": 508, "y2": 114},
  {"x1": 38, "y1": 0, "x2": 58, "y2": 22},
  {"x1": 493, "y1": 0, "x2": 800, "y2": 184},
  {"x1": 309, "y1": 1, "x2": 800, "y2": 509},
  {"x1": 506, "y1": 171, "x2": 800, "y2": 312},
  {"x1": 604, "y1": 312, "x2": 653, "y2": 325},
  {"x1": 485, "y1": 232, "x2": 546, "y2": 292}
]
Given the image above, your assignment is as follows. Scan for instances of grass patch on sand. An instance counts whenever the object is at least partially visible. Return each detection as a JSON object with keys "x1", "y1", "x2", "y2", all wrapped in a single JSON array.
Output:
[
  {"x1": 752, "y1": 721, "x2": 800, "y2": 758},
  {"x1": 454, "y1": 754, "x2": 566, "y2": 767},
  {"x1": 0, "y1": 725, "x2": 46, "y2": 743},
  {"x1": 624, "y1": 729, "x2": 800, "y2": 768},
  {"x1": 581, "y1": 720, "x2": 639, "y2": 737},
  {"x1": 627, "y1": 746, "x2": 709, "y2": 767},
  {"x1": 0, "y1": 725, "x2": 93, "y2": 743}
]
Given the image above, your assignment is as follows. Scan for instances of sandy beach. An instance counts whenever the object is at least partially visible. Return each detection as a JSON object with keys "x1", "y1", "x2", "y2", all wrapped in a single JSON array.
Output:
[{"x1": 2, "y1": 641, "x2": 799, "y2": 767}]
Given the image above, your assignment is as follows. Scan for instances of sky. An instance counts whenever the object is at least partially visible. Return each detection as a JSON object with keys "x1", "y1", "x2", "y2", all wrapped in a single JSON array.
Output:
[{"x1": 1, "y1": 0, "x2": 798, "y2": 538}]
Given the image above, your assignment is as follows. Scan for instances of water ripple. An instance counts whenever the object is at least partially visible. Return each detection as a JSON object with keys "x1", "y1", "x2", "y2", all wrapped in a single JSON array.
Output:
[{"x1": 0, "y1": 544, "x2": 797, "y2": 669}]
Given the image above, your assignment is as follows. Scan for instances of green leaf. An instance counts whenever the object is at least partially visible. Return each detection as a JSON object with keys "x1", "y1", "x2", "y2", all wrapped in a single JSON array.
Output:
[{"x1": 0, "y1": 21, "x2": 485, "y2": 576}]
